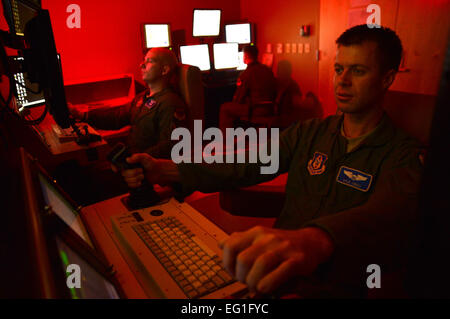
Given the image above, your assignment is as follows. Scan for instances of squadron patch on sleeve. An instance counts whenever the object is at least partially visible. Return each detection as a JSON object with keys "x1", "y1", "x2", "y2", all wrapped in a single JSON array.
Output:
[{"x1": 307, "y1": 152, "x2": 328, "y2": 175}]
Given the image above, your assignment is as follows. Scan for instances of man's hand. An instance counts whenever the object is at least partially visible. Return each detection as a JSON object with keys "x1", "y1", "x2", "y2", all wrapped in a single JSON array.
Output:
[
  {"x1": 68, "y1": 103, "x2": 88, "y2": 121},
  {"x1": 219, "y1": 226, "x2": 334, "y2": 295},
  {"x1": 112, "y1": 153, "x2": 180, "y2": 188}
]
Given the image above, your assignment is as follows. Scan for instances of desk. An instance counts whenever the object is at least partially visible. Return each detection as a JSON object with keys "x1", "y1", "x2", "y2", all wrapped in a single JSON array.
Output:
[
  {"x1": 80, "y1": 187, "x2": 249, "y2": 299},
  {"x1": 2, "y1": 106, "x2": 112, "y2": 171}
]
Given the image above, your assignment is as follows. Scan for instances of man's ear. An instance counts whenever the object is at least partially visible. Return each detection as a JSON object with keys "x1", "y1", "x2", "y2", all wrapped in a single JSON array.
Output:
[
  {"x1": 382, "y1": 69, "x2": 397, "y2": 90},
  {"x1": 161, "y1": 65, "x2": 170, "y2": 76}
]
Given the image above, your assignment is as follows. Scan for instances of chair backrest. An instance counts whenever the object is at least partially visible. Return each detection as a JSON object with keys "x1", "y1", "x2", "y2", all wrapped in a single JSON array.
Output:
[
  {"x1": 175, "y1": 64, "x2": 204, "y2": 132},
  {"x1": 382, "y1": 90, "x2": 436, "y2": 146}
]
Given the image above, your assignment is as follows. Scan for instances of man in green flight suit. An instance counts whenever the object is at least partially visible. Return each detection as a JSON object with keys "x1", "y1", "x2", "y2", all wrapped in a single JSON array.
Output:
[
  {"x1": 117, "y1": 25, "x2": 423, "y2": 298},
  {"x1": 70, "y1": 47, "x2": 188, "y2": 158}
]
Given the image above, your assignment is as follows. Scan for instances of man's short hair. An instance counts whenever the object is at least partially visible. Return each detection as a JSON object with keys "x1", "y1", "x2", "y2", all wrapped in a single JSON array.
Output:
[
  {"x1": 243, "y1": 45, "x2": 258, "y2": 61},
  {"x1": 336, "y1": 24, "x2": 403, "y2": 73},
  {"x1": 150, "y1": 47, "x2": 178, "y2": 75}
]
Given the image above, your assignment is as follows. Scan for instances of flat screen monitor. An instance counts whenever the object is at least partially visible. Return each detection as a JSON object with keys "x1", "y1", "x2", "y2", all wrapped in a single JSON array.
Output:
[
  {"x1": 193, "y1": 9, "x2": 221, "y2": 37},
  {"x1": 237, "y1": 51, "x2": 247, "y2": 71},
  {"x1": 180, "y1": 44, "x2": 211, "y2": 71},
  {"x1": 11, "y1": 56, "x2": 46, "y2": 110},
  {"x1": 55, "y1": 235, "x2": 120, "y2": 299},
  {"x1": 213, "y1": 43, "x2": 239, "y2": 70},
  {"x1": 38, "y1": 171, "x2": 94, "y2": 248},
  {"x1": 17, "y1": 148, "x2": 122, "y2": 298},
  {"x1": 1, "y1": 0, "x2": 41, "y2": 36},
  {"x1": 23, "y1": 10, "x2": 72, "y2": 128},
  {"x1": 225, "y1": 23, "x2": 252, "y2": 44},
  {"x1": 143, "y1": 24, "x2": 171, "y2": 48}
]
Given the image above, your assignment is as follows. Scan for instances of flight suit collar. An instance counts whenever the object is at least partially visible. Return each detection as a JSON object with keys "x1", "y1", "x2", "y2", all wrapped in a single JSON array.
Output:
[
  {"x1": 144, "y1": 86, "x2": 172, "y2": 101},
  {"x1": 328, "y1": 112, "x2": 394, "y2": 148}
]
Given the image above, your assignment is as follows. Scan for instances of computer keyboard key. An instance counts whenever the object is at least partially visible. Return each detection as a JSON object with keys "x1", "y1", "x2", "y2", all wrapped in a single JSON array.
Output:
[
  {"x1": 218, "y1": 270, "x2": 233, "y2": 282},
  {"x1": 133, "y1": 217, "x2": 234, "y2": 298},
  {"x1": 211, "y1": 275, "x2": 225, "y2": 286}
]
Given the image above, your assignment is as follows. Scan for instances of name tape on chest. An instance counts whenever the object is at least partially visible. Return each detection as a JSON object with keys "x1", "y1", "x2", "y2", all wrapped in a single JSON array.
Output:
[{"x1": 336, "y1": 166, "x2": 373, "y2": 192}]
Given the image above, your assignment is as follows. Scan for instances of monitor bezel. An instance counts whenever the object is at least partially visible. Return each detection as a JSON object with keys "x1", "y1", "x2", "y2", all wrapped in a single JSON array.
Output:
[
  {"x1": 141, "y1": 23, "x2": 172, "y2": 49},
  {"x1": 224, "y1": 22, "x2": 253, "y2": 45},
  {"x1": 192, "y1": 8, "x2": 222, "y2": 38},
  {"x1": 179, "y1": 43, "x2": 211, "y2": 72}
]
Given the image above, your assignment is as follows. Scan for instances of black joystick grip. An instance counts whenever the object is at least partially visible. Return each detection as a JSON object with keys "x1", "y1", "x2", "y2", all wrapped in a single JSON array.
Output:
[{"x1": 107, "y1": 143, "x2": 160, "y2": 210}]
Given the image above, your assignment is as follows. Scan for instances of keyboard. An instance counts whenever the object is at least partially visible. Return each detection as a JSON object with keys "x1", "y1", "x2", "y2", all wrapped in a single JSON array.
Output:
[{"x1": 132, "y1": 216, "x2": 235, "y2": 298}]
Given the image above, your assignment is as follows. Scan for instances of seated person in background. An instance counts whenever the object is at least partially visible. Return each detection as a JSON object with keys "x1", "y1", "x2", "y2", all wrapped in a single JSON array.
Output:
[
  {"x1": 118, "y1": 25, "x2": 423, "y2": 298},
  {"x1": 276, "y1": 59, "x2": 302, "y2": 106},
  {"x1": 70, "y1": 47, "x2": 188, "y2": 159},
  {"x1": 219, "y1": 45, "x2": 276, "y2": 132}
]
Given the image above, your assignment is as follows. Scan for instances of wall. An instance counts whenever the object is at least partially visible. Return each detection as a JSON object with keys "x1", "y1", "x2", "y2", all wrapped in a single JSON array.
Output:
[
  {"x1": 39, "y1": 0, "x2": 241, "y2": 83},
  {"x1": 241, "y1": 0, "x2": 321, "y2": 100},
  {"x1": 318, "y1": 0, "x2": 450, "y2": 116}
]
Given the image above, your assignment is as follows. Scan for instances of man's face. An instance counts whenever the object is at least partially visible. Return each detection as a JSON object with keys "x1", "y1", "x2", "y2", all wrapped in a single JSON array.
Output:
[
  {"x1": 243, "y1": 52, "x2": 252, "y2": 65},
  {"x1": 140, "y1": 49, "x2": 164, "y2": 83},
  {"x1": 333, "y1": 41, "x2": 389, "y2": 114}
]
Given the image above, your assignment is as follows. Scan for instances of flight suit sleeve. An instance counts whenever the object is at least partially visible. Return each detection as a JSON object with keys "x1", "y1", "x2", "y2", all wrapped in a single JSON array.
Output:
[
  {"x1": 86, "y1": 101, "x2": 133, "y2": 130},
  {"x1": 305, "y1": 142, "x2": 424, "y2": 286},
  {"x1": 176, "y1": 120, "x2": 305, "y2": 197}
]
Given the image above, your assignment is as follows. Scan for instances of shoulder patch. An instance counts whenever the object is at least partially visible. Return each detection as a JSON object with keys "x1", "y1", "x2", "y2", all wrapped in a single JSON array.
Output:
[
  {"x1": 336, "y1": 166, "x2": 373, "y2": 192},
  {"x1": 144, "y1": 99, "x2": 157, "y2": 110},
  {"x1": 307, "y1": 152, "x2": 328, "y2": 175}
]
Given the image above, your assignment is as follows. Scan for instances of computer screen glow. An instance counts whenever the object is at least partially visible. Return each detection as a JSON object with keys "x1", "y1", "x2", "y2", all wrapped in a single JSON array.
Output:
[
  {"x1": 180, "y1": 44, "x2": 211, "y2": 71},
  {"x1": 193, "y1": 9, "x2": 221, "y2": 37},
  {"x1": 144, "y1": 24, "x2": 170, "y2": 48},
  {"x1": 213, "y1": 43, "x2": 239, "y2": 70},
  {"x1": 237, "y1": 51, "x2": 247, "y2": 70},
  {"x1": 225, "y1": 23, "x2": 251, "y2": 44},
  {"x1": 56, "y1": 236, "x2": 120, "y2": 299}
]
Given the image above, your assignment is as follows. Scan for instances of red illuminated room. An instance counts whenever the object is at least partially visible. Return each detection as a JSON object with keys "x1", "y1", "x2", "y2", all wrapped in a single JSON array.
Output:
[{"x1": 0, "y1": 0, "x2": 449, "y2": 302}]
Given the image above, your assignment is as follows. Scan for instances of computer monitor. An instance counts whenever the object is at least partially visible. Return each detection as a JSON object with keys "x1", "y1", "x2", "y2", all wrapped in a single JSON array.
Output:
[
  {"x1": 53, "y1": 234, "x2": 120, "y2": 299},
  {"x1": 38, "y1": 166, "x2": 94, "y2": 248},
  {"x1": 2, "y1": 2, "x2": 73, "y2": 128},
  {"x1": 10, "y1": 56, "x2": 45, "y2": 111},
  {"x1": 1, "y1": 0, "x2": 41, "y2": 36},
  {"x1": 213, "y1": 43, "x2": 239, "y2": 70},
  {"x1": 237, "y1": 51, "x2": 247, "y2": 71},
  {"x1": 225, "y1": 23, "x2": 252, "y2": 44},
  {"x1": 192, "y1": 9, "x2": 221, "y2": 37},
  {"x1": 142, "y1": 24, "x2": 171, "y2": 48},
  {"x1": 15, "y1": 147, "x2": 122, "y2": 298},
  {"x1": 179, "y1": 44, "x2": 211, "y2": 71},
  {"x1": 23, "y1": 10, "x2": 72, "y2": 128}
]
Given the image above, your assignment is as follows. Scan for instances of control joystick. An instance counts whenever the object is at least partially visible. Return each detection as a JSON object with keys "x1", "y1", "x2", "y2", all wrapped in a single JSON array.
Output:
[{"x1": 107, "y1": 143, "x2": 160, "y2": 210}]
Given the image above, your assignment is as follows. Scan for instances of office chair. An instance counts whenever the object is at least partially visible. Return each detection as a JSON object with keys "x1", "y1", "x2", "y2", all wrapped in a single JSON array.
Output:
[
  {"x1": 235, "y1": 77, "x2": 303, "y2": 131},
  {"x1": 175, "y1": 64, "x2": 204, "y2": 134}
]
